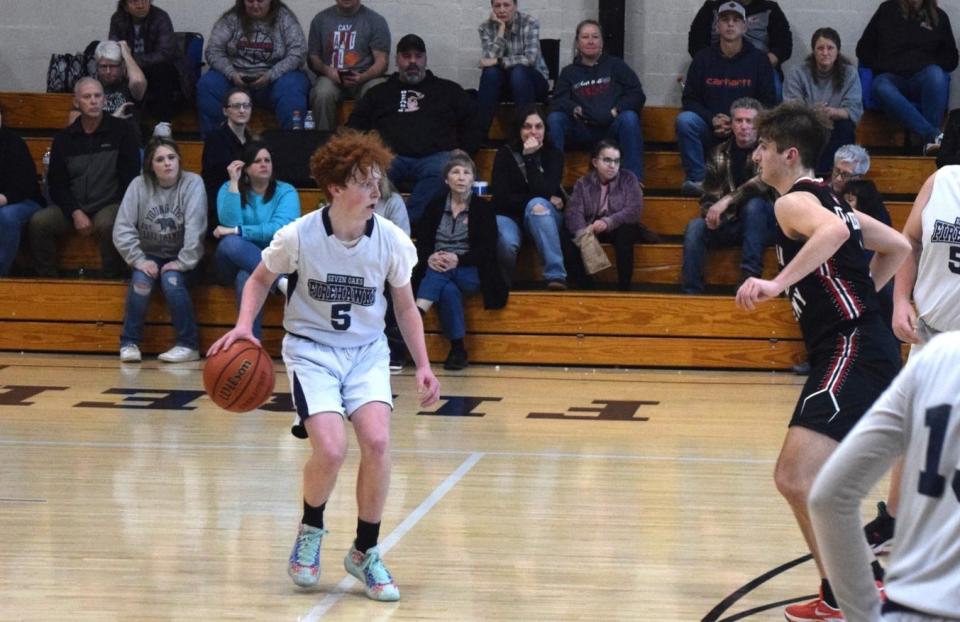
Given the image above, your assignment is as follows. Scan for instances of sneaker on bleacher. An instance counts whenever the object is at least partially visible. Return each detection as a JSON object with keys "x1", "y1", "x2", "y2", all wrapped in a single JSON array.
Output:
[{"x1": 153, "y1": 122, "x2": 173, "y2": 139}]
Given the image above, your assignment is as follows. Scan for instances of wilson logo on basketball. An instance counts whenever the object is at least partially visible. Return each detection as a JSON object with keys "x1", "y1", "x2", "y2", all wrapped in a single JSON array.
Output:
[{"x1": 218, "y1": 359, "x2": 253, "y2": 401}]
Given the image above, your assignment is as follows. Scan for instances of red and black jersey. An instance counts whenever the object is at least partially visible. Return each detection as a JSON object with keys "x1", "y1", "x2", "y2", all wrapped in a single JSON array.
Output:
[{"x1": 776, "y1": 178, "x2": 883, "y2": 350}]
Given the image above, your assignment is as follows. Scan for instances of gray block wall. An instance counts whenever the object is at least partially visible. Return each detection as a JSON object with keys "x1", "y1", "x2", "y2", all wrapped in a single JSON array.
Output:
[{"x1": 1, "y1": 1, "x2": 958, "y2": 106}]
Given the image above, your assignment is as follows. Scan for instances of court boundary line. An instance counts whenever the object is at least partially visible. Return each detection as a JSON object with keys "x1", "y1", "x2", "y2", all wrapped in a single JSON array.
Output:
[
  {"x1": 301, "y1": 452, "x2": 485, "y2": 620},
  {"x1": 0, "y1": 438, "x2": 775, "y2": 464}
]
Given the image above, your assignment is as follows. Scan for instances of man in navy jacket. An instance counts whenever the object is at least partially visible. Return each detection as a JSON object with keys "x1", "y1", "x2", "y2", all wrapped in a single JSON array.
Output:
[{"x1": 676, "y1": 1, "x2": 778, "y2": 196}]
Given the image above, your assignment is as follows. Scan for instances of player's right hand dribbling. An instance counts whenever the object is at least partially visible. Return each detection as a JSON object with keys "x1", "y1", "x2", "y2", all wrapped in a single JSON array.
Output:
[{"x1": 207, "y1": 326, "x2": 260, "y2": 357}]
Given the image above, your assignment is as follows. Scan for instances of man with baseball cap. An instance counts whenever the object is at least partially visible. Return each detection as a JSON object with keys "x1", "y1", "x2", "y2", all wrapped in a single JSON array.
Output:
[
  {"x1": 676, "y1": 0, "x2": 779, "y2": 196},
  {"x1": 348, "y1": 33, "x2": 480, "y2": 224}
]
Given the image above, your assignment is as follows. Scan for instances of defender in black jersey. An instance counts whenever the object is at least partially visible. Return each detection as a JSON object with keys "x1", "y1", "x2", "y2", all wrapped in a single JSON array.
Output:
[{"x1": 735, "y1": 103, "x2": 911, "y2": 622}]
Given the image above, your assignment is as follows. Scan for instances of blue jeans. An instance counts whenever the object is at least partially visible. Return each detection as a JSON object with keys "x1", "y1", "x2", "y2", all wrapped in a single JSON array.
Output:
[
  {"x1": 214, "y1": 234, "x2": 268, "y2": 339},
  {"x1": 0, "y1": 199, "x2": 41, "y2": 276},
  {"x1": 496, "y1": 198, "x2": 566, "y2": 283},
  {"x1": 196, "y1": 69, "x2": 311, "y2": 136},
  {"x1": 675, "y1": 111, "x2": 716, "y2": 183},
  {"x1": 681, "y1": 197, "x2": 776, "y2": 293},
  {"x1": 818, "y1": 119, "x2": 857, "y2": 177},
  {"x1": 389, "y1": 151, "x2": 450, "y2": 225},
  {"x1": 121, "y1": 256, "x2": 199, "y2": 349},
  {"x1": 872, "y1": 65, "x2": 949, "y2": 142},
  {"x1": 416, "y1": 265, "x2": 481, "y2": 340},
  {"x1": 546, "y1": 110, "x2": 644, "y2": 181},
  {"x1": 477, "y1": 65, "x2": 549, "y2": 137}
]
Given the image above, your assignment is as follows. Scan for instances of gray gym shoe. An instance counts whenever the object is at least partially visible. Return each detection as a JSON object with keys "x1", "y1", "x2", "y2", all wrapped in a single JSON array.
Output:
[
  {"x1": 343, "y1": 545, "x2": 400, "y2": 601},
  {"x1": 119, "y1": 344, "x2": 141, "y2": 362},
  {"x1": 288, "y1": 524, "x2": 326, "y2": 587},
  {"x1": 158, "y1": 345, "x2": 200, "y2": 363}
]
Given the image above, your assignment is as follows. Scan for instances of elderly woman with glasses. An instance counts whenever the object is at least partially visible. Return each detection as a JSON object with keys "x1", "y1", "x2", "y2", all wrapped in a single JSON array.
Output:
[
  {"x1": 109, "y1": 0, "x2": 190, "y2": 123},
  {"x1": 830, "y1": 143, "x2": 871, "y2": 195}
]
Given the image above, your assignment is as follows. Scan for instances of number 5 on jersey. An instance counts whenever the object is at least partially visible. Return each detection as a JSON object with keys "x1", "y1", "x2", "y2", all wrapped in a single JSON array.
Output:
[{"x1": 331, "y1": 303, "x2": 352, "y2": 330}]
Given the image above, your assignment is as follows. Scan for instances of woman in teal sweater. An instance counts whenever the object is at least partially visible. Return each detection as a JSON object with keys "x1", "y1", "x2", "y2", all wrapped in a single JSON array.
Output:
[{"x1": 214, "y1": 140, "x2": 300, "y2": 337}]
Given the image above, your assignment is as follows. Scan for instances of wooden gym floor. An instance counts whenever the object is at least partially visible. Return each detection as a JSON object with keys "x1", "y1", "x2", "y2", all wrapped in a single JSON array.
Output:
[{"x1": 0, "y1": 352, "x2": 889, "y2": 621}]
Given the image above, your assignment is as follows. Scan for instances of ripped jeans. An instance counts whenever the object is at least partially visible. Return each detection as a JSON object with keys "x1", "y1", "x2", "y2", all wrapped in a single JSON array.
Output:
[{"x1": 120, "y1": 255, "x2": 199, "y2": 349}]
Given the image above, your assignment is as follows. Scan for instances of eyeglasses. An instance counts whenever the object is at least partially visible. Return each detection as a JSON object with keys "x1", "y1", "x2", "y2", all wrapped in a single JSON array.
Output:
[
  {"x1": 832, "y1": 168, "x2": 860, "y2": 181},
  {"x1": 597, "y1": 157, "x2": 621, "y2": 166},
  {"x1": 98, "y1": 63, "x2": 123, "y2": 72},
  {"x1": 349, "y1": 176, "x2": 380, "y2": 192},
  {"x1": 226, "y1": 102, "x2": 252, "y2": 110}
]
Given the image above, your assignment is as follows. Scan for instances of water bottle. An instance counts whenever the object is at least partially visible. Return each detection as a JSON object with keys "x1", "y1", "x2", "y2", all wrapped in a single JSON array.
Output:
[
  {"x1": 42, "y1": 148, "x2": 51, "y2": 182},
  {"x1": 303, "y1": 110, "x2": 315, "y2": 131},
  {"x1": 291, "y1": 110, "x2": 302, "y2": 130}
]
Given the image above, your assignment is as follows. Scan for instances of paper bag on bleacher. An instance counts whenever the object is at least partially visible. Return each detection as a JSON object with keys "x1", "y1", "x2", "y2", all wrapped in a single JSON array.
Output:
[{"x1": 575, "y1": 229, "x2": 611, "y2": 275}]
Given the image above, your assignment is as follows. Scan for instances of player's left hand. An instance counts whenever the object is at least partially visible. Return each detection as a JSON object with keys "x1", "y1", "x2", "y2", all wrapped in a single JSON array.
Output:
[
  {"x1": 416, "y1": 366, "x2": 440, "y2": 407},
  {"x1": 735, "y1": 277, "x2": 783, "y2": 311}
]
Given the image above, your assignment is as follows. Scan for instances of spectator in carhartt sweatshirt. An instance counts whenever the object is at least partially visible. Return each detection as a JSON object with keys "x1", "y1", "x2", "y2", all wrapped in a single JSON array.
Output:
[
  {"x1": 196, "y1": 0, "x2": 310, "y2": 136},
  {"x1": 676, "y1": 1, "x2": 777, "y2": 196},
  {"x1": 113, "y1": 137, "x2": 207, "y2": 364}
]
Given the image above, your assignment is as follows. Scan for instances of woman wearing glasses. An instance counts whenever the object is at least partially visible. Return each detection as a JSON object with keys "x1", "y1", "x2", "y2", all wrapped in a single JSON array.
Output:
[
  {"x1": 213, "y1": 140, "x2": 300, "y2": 339},
  {"x1": 202, "y1": 87, "x2": 255, "y2": 231},
  {"x1": 565, "y1": 140, "x2": 649, "y2": 291}
]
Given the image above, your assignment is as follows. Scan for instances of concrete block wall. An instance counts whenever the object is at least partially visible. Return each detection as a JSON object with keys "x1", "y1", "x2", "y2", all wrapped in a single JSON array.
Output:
[{"x1": 1, "y1": 0, "x2": 959, "y2": 106}]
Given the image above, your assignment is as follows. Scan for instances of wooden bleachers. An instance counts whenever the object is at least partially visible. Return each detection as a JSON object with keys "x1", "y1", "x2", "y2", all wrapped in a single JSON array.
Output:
[
  {"x1": 0, "y1": 279, "x2": 805, "y2": 369},
  {"x1": 0, "y1": 91, "x2": 926, "y2": 369}
]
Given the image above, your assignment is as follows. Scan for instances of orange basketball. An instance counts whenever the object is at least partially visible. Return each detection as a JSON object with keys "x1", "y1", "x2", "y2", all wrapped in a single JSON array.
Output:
[{"x1": 203, "y1": 339, "x2": 276, "y2": 413}]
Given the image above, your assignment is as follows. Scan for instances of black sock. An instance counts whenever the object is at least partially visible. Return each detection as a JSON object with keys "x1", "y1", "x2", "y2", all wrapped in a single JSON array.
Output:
[
  {"x1": 354, "y1": 518, "x2": 381, "y2": 553},
  {"x1": 302, "y1": 500, "x2": 325, "y2": 529},
  {"x1": 451, "y1": 338, "x2": 465, "y2": 353},
  {"x1": 871, "y1": 560, "x2": 885, "y2": 582},
  {"x1": 821, "y1": 578, "x2": 838, "y2": 608}
]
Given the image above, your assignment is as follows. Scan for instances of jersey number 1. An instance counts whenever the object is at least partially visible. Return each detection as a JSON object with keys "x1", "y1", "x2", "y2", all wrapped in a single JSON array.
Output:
[{"x1": 919, "y1": 404, "x2": 960, "y2": 501}]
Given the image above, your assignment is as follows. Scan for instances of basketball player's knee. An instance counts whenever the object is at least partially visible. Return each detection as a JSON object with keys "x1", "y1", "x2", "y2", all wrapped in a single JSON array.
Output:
[
  {"x1": 313, "y1": 438, "x2": 348, "y2": 467},
  {"x1": 359, "y1": 431, "x2": 390, "y2": 459},
  {"x1": 774, "y1": 468, "x2": 809, "y2": 506}
]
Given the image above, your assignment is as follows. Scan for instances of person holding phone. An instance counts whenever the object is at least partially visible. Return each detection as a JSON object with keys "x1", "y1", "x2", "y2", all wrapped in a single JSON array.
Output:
[
  {"x1": 70, "y1": 41, "x2": 147, "y2": 142},
  {"x1": 307, "y1": 0, "x2": 391, "y2": 132},
  {"x1": 197, "y1": 0, "x2": 310, "y2": 136}
]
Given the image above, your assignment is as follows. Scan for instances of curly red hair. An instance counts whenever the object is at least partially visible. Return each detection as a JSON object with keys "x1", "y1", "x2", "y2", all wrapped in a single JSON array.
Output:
[{"x1": 309, "y1": 129, "x2": 395, "y2": 193}]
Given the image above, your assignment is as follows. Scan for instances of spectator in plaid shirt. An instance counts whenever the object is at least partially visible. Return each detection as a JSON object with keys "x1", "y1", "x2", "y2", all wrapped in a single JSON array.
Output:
[{"x1": 477, "y1": 0, "x2": 550, "y2": 139}]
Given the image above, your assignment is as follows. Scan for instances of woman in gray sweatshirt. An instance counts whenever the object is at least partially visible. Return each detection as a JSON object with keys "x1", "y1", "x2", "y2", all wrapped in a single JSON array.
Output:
[
  {"x1": 113, "y1": 137, "x2": 207, "y2": 364},
  {"x1": 783, "y1": 27, "x2": 863, "y2": 175},
  {"x1": 196, "y1": 0, "x2": 309, "y2": 136}
]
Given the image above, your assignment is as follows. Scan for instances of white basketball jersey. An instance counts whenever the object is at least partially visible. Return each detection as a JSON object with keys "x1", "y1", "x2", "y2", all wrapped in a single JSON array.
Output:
[
  {"x1": 262, "y1": 208, "x2": 417, "y2": 348},
  {"x1": 814, "y1": 332, "x2": 960, "y2": 620},
  {"x1": 914, "y1": 166, "x2": 960, "y2": 333}
]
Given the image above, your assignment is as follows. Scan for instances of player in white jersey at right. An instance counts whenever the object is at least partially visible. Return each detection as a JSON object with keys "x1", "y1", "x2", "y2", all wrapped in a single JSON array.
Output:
[
  {"x1": 809, "y1": 331, "x2": 960, "y2": 621},
  {"x1": 862, "y1": 165, "x2": 960, "y2": 556},
  {"x1": 208, "y1": 129, "x2": 440, "y2": 602}
]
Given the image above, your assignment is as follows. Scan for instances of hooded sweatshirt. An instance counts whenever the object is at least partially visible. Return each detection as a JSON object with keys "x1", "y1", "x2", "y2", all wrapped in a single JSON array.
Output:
[
  {"x1": 550, "y1": 54, "x2": 645, "y2": 127},
  {"x1": 682, "y1": 39, "x2": 778, "y2": 124},
  {"x1": 113, "y1": 172, "x2": 207, "y2": 271},
  {"x1": 347, "y1": 70, "x2": 481, "y2": 157},
  {"x1": 205, "y1": 5, "x2": 306, "y2": 82}
]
